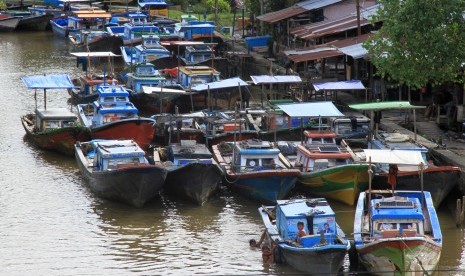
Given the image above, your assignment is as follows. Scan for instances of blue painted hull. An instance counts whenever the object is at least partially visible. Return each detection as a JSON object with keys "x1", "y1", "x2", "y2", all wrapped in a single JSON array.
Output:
[{"x1": 227, "y1": 173, "x2": 298, "y2": 203}]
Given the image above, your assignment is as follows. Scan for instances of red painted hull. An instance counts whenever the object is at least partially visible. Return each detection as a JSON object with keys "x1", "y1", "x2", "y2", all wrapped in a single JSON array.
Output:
[{"x1": 90, "y1": 119, "x2": 155, "y2": 151}]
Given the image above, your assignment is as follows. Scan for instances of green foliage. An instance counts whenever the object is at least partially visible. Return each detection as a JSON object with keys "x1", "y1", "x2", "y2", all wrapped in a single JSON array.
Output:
[
  {"x1": 206, "y1": 0, "x2": 231, "y2": 13},
  {"x1": 0, "y1": 0, "x2": 6, "y2": 10},
  {"x1": 365, "y1": 0, "x2": 465, "y2": 88}
]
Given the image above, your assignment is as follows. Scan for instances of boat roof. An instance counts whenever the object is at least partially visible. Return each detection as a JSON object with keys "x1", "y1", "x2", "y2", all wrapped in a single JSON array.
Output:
[
  {"x1": 142, "y1": 86, "x2": 189, "y2": 94},
  {"x1": 277, "y1": 198, "x2": 335, "y2": 218},
  {"x1": 250, "y1": 75, "x2": 302, "y2": 85},
  {"x1": 304, "y1": 130, "x2": 336, "y2": 139},
  {"x1": 138, "y1": 0, "x2": 167, "y2": 7},
  {"x1": 349, "y1": 101, "x2": 426, "y2": 111},
  {"x1": 98, "y1": 85, "x2": 129, "y2": 97},
  {"x1": 70, "y1": 52, "x2": 120, "y2": 58},
  {"x1": 191, "y1": 77, "x2": 248, "y2": 91},
  {"x1": 277, "y1": 101, "x2": 344, "y2": 118},
  {"x1": 22, "y1": 74, "x2": 75, "y2": 89},
  {"x1": 72, "y1": 10, "x2": 111, "y2": 18},
  {"x1": 127, "y1": 12, "x2": 147, "y2": 18},
  {"x1": 236, "y1": 140, "x2": 280, "y2": 155},
  {"x1": 36, "y1": 108, "x2": 77, "y2": 119},
  {"x1": 313, "y1": 80, "x2": 365, "y2": 91},
  {"x1": 363, "y1": 149, "x2": 424, "y2": 165},
  {"x1": 371, "y1": 196, "x2": 424, "y2": 221},
  {"x1": 161, "y1": 41, "x2": 207, "y2": 47},
  {"x1": 92, "y1": 140, "x2": 145, "y2": 158},
  {"x1": 169, "y1": 141, "x2": 212, "y2": 158},
  {"x1": 178, "y1": 66, "x2": 219, "y2": 75}
]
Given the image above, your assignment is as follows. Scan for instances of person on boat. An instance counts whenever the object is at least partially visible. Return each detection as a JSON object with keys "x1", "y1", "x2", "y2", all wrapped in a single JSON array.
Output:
[
  {"x1": 387, "y1": 164, "x2": 398, "y2": 191},
  {"x1": 296, "y1": 221, "x2": 307, "y2": 243},
  {"x1": 250, "y1": 230, "x2": 267, "y2": 248},
  {"x1": 322, "y1": 223, "x2": 333, "y2": 234}
]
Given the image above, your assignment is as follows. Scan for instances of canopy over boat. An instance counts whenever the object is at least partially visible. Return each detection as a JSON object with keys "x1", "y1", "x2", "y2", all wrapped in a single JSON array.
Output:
[
  {"x1": 250, "y1": 75, "x2": 302, "y2": 85},
  {"x1": 363, "y1": 149, "x2": 424, "y2": 165},
  {"x1": 70, "y1": 52, "x2": 120, "y2": 57},
  {"x1": 349, "y1": 101, "x2": 426, "y2": 111},
  {"x1": 276, "y1": 101, "x2": 344, "y2": 118},
  {"x1": 22, "y1": 74, "x2": 76, "y2": 89},
  {"x1": 191, "y1": 77, "x2": 248, "y2": 91},
  {"x1": 143, "y1": 86, "x2": 190, "y2": 95},
  {"x1": 313, "y1": 80, "x2": 365, "y2": 91},
  {"x1": 138, "y1": 0, "x2": 167, "y2": 7}
]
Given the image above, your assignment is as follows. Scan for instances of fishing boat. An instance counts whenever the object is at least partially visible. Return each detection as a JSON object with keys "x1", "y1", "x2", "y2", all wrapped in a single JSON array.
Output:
[
  {"x1": 354, "y1": 149, "x2": 442, "y2": 275},
  {"x1": 153, "y1": 140, "x2": 223, "y2": 205},
  {"x1": 0, "y1": 14, "x2": 20, "y2": 32},
  {"x1": 75, "y1": 139, "x2": 167, "y2": 207},
  {"x1": 120, "y1": 34, "x2": 171, "y2": 66},
  {"x1": 6, "y1": 9, "x2": 54, "y2": 31},
  {"x1": 20, "y1": 74, "x2": 90, "y2": 155},
  {"x1": 50, "y1": 9, "x2": 111, "y2": 38},
  {"x1": 348, "y1": 101, "x2": 461, "y2": 207},
  {"x1": 212, "y1": 139, "x2": 300, "y2": 203},
  {"x1": 68, "y1": 51, "x2": 120, "y2": 104},
  {"x1": 69, "y1": 29, "x2": 123, "y2": 54},
  {"x1": 259, "y1": 198, "x2": 350, "y2": 273},
  {"x1": 76, "y1": 84, "x2": 156, "y2": 151},
  {"x1": 328, "y1": 111, "x2": 370, "y2": 141},
  {"x1": 278, "y1": 131, "x2": 371, "y2": 206}
]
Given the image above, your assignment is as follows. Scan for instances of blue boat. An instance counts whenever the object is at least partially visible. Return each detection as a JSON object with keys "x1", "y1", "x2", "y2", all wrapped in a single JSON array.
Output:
[
  {"x1": 259, "y1": 198, "x2": 350, "y2": 273},
  {"x1": 75, "y1": 139, "x2": 167, "y2": 207},
  {"x1": 353, "y1": 149, "x2": 442, "y2": 275},
  {"x1": 120, "y1": 34, "x2": 171, "y2": 66},
  {"x1": 212, "y1": 139, "x2": 300, "y2": 203},
  {"x1": 153, "y1": 140, "x2": 223, "y2": 205},
  {"x1": 76, "y1": 84, "x2": 156, "y2": 151},
  {"x1": 50, "y1": 9, "x2": 110, "y2": 38}
]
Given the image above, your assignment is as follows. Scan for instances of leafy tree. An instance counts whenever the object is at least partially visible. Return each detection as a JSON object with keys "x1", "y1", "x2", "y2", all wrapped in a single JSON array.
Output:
[
  {"x1": 365, "y1": 0, "x2": 465, "y2": 88},
  {"x1": 206, "y1": 0, "x2": 231, "y2": 13}
]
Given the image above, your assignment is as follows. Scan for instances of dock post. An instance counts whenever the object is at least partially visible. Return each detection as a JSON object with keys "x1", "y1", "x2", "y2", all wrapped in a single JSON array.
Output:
[
  {"x1": 456, "y1": 198, "x2": 461, "y2": 227},
  {"x1": 461, "y1": 196, "x2": 465, "y2": 226}
]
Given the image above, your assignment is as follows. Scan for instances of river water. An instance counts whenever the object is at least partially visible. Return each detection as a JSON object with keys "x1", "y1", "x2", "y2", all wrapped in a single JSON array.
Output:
[{"x1": 1, "y1": 31, "x2": 464, "y2": 275}]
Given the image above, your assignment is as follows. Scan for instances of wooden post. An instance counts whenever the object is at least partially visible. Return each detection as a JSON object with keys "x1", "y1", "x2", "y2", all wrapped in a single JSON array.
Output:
[
  {"x1": 207, "y1": 85, "x2": 211, "y2": 111},
  {"x1": 413, "y1": 109, "x2": 417, "y2": 141},
  {"x1": 456, "y1": 198, "x2": 462, "y2": 227},
  {"x1": 159, "y1": 85, "x2": 163, "y2": 114},
  {"x1": 238, "y1": 82, "x2": 243, "y2": 111},
  {"x1": 461, "y1": 196, "x2": 465, "y2": 226}
]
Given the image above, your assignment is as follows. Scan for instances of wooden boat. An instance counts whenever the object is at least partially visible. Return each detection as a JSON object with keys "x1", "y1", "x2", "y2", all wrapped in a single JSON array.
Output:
[
  {"x1": 75, "y1": 139, "x2": 167, "y2": 207},
  {"x1": 20, "y1": 74, "x2": 90, "y2": 155},
  {"x1": 152, "y1": 110, "x2": 258, "y2": 147},
  {"x1": 68, "y1": 51, "x2": 120, "y2": 104},
  {"x1": 212, "y1": 139, "x2": 300, "y2": 203},
  {"x1": 16, "y1": 13, "x2": 54, "y2": 31},
  {"x1": 153, "y1": 140, "x2": 223, "y2": 205},
  {"x1": 69, "y1": 30, "x2": 123, "y2": 54},
  {"x1": 259, "y1": 198, "x2": 350, "y2": 273},
  {"x1": 0, "y1": 14, "x2": 20, "y2": 32},
  {"x1": 354, "y1": 150, "x2": 442, "y2": 275},
  {"x1": 120, "y1": 34, "x2": 171, "y2": 66},
  {"x1": 279, "y1": 131, "x2": 371, "y2": 206},
  {"x1": 348, "y1": 101, "x2": 462, "y2": 207},
  {"x1": 76, "y1": 84, "x2": 156, "y2": 151}
]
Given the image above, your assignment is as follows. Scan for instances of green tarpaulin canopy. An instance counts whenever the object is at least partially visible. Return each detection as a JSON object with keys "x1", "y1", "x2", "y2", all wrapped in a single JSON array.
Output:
[{"x1": 349, "y1": 101, "x2": 425, "y2": 111}]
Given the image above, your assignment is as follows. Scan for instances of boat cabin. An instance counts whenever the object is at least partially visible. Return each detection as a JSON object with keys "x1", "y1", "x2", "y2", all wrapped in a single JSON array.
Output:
[
  {"x1": 89, "y1": 140, "x2": 147, "y2": 171},
  {"x1": 127, "y1": 12, "x2": 149, "y2": 25},
  {"x1": 35, "y1": 108, "x2": 79, "y2": 132},
  {"x1": 233, "y1": 140, "x2": 281, "y2": 172},
  {"x1": 329, "y1": 112, "x2": 370, "y2": 139},
  {"x1": 294, "y1": 131, "x2": 352, "y2": 172},
  {"x1": 133, "y1": 35, "x2": 171, "y2": 63},
  {"x1": 182, "y1": 44, "x2": 213, "y2": 65},
  {"x1": 275, "y1": 198, "x2": 337, "y2": 246},
  {"x1": 68, "y1": 10, "x2": 110, "y2": 31},
  {"x1": 92, "y1": 85, "x2": 138, "y2": 125},
  {"x1": 178, "y1": 66, "x2": 220, "y2": 88},
  {"x1": 370, "y1": 196, "x2": 424, "y2": 238},
  {"x1": 125, "y1": 63, "x2": 166, "y2": 93},
  {"x1": 166, "y1": 140, "x2": 214, "y2": 166}
]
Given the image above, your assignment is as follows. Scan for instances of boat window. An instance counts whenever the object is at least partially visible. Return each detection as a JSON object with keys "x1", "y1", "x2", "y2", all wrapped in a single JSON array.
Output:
[
  {"x1": 262, "y1": 158, "x2": 275, "y2": 168},
  {"x1": 323, "y1": 138, "x2": 335, "y2": 144},
  {"x1": 44, "y1": 120, "x2": 60, "y2": 130},
  {"x1": 62, "y1": 120, "x2": 76, "y2": 127},
  {"x1": 103, "y1": 97, "x2": 114, "y2": 102},
  {"x1": 245, "y1": 158, "x2": 259, "y2": 168},
  {"x1": 115, "y1": 96, "x2": 126, "y2": 102},
  {"x1": 377, "y1": 222, "x2": 397, "y2": 231}
]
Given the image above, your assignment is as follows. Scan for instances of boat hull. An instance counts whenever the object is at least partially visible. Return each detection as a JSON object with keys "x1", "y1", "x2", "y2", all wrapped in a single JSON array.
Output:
[
  {"x1": 89, "y1": 119, "x2": 155, "y2": 151},
  {"x1": 0, "y1": 17, "x2": 20, "y2": 32},
  {"x1": 225, "y1": 171, "x2": 299, "y2": 203},
  {"x1": 279, "y1": 244, "x2": 347, "y2": 274},
  {"x1": 72, "y1": 35, "x2": 123, "y2": 55},
  {"x1": 374, "y1": 166, "x2": 460, "y2": 207},
  {"x1": 75, "y1": 145, "x2": 166, "y2": 207},
  {"x1": 298, "y1": 164, "x2": 371, "y2": 205},
  {"x1": 17, "y1": 14, "x2": 53, "y2": 31},
  {"x1": 164, "y1": 163, "x2": 223, "y2": 205},
  {"x1": 357, "y1": 238, "x2": 441, "y2": 275},
  {"x1": 21, "y1": 114, "x2": 90, "y2": 156}
]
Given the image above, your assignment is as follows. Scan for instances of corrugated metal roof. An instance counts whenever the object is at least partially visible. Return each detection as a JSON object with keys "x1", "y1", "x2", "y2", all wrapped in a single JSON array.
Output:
[
  {"x1": 257, "y1": 0, "x2": 342, "y2": 23},
  {"x1": 191, "y1": 77, "x2": 247, "y2": 91},
  {"x1": 250, "y1": 75, "x2": 302, "y2": 84},
  {"x1": 313, "y1": 80, "x2": 365, "y2": 91},
  {"x1": 292, "y1": 15, "x2": 368, "y2": 40},
  {"x1": 286, "y1": 49, "x2": 342, "y2": 63},
  {"x1": 277, "y1": 101, "x2": 344, "y2": 117},
  {"x1": 338, "y1": 43, "x2": 367, "y2": 59},
  {"x1": 360, "y1": 4, "x2": 379, "y2": 20}
]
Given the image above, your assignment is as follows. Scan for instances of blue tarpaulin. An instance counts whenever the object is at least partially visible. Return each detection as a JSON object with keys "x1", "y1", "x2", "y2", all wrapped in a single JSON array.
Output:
[
  {"x1": 276, "y1": 101, "x2": 344, "y2": 118},
  {"x1": 313, "y1": 80, "x2": 365, "y2": 91},
  {"x1": 22, "y1": 74, "x2": 76, "y2": 89}
]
